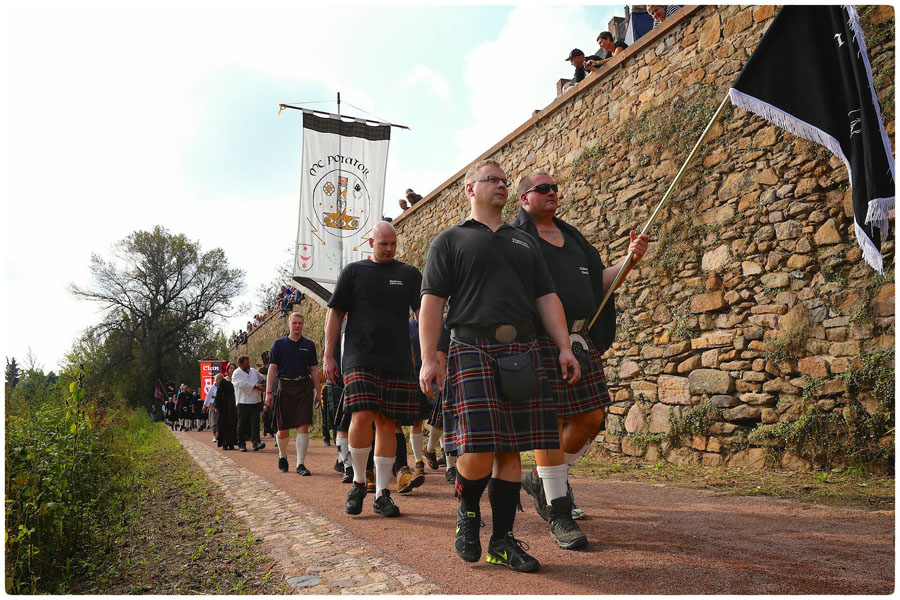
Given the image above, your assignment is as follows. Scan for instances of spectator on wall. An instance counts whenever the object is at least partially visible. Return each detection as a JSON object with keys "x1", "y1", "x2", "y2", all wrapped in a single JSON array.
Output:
[
  {"x1": 399, "y1": 199, "x2": 410, "y2": 211},
  {"x1": 562, "y1": 48, "x2": 587, "y2": 93},
  {"x1": 405, "y1": 189, "x2": 422, "y2": 205},
  {"x1": 647, "y1": 5, "x2": 682, "y2": 27}
]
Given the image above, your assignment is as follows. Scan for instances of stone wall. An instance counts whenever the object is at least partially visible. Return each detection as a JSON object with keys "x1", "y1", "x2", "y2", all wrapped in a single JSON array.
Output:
[{"x1": 240, "y1": 5, "x2": 895, "y2": 470}]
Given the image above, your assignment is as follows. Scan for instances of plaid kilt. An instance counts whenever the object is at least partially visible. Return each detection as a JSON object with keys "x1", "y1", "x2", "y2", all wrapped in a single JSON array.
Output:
[
  {"x1": 341, "y1": 366, "x2": 420, "y2": 425},
  {"x1": 427, "y1": 393, "x2": 444, "y2": 429},
  {"x1": 442, "y1": 337, "x2": 558, "y2": 455},
  {"x1": 539, "y1": 333, "x2": 611, "y2": 417}
]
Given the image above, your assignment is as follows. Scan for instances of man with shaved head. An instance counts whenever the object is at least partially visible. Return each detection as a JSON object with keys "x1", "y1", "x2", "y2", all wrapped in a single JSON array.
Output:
[{"x1": 324, "y1": 220, "x2": 423, "y2": 518}]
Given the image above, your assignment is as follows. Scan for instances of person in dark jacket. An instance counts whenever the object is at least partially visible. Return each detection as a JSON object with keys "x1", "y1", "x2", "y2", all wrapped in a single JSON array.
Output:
[
  {"x1": 510, "y1": 170, "x2": 648, "y2": 546},
  {"x1": 214, "y1": 368, "x2": 238, "y2": 450}
]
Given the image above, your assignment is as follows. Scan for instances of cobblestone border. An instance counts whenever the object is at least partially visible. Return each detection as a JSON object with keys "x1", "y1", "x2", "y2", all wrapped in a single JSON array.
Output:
[{"x1": 176, "y1": 433, "x2": 438, "y2": 594}]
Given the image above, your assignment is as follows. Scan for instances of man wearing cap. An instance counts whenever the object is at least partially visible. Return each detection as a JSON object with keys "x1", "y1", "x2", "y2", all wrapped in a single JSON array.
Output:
[
  {"x1": 323, "y1": 220, "x2": 423, "y2": 518},
  {"x1": 563, "y1": 48, "x2": 587, "y2": 92},
  {"x1": 511, "y1": 171, "x2": 648, "y2": 549},
  {"x1": 419, "y1": 159, "x2": 580, "y2": 573},
  {"x1": 265, "y1": 312, "x2": 322, "y2": 476}
]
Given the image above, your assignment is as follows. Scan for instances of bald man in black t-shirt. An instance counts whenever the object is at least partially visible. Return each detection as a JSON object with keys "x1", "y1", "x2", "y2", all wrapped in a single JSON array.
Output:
[
  {"x1": 324, "y1": 221, "x2": 422, "y2": 519},
  {"x1": 511, "y1": 170, "x2": 648, "y2": 549}
]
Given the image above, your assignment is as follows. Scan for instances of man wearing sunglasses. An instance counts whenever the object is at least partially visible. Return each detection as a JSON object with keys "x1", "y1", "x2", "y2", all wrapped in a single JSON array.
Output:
[
  {"x1": 419, "y1": 159, "x2": 580, "y2": 573},
  {"x1": 511, "y1": 171, "x2": 648, "y2": 550}
]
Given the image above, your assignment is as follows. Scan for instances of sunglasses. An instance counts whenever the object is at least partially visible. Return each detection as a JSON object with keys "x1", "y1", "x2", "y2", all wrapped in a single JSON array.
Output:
[{"x1": 522, "y1": 183, "x2": 559, "y2": 195}]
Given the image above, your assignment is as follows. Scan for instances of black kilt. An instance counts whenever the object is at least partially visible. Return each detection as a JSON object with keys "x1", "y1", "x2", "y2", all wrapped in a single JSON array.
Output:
[
  {"x1": 442, "y1": 337, "x2": 558, "y2": 455},
  {"x1": 341, "y1": 366, "x2": 420, "y2": 425},
  {"x1": 538, "y1": 333, "x2": 611, "y2": 417}
]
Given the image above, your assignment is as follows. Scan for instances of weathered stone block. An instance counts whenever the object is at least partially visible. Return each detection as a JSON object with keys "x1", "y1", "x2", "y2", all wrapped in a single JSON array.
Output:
[
  {"x1": 710, "y1": 394, "x2": 737, "y2": 409},
  {"x1": 619, "y1": 360, "x2": 641, "y2": 379},
  {"x1": 873, "y1": 284, "x2": 894, "y2": 317},
  {"x1": 658, "y1": 375, "x2": 692, "y2": 405},
  {"x1": 781, "y1": 451, "x2": 811, "y2": 471},
  {"x1": 699, "y1": 12, "x2": 721, "y2": 46},
  {"x1": 728, "y1": 448, "x2": 766, "y2": 469},
  {"x1": 624, "y1": 404, "x2": 647, "y2": 433},
  {"x1": 738, "y1": 392, "x2": 775, "y2": 406},
  {"x1": 760, "y1": 273, "x2": 790, "y2": 288},
  {"x1": 702, "y1": 244, "x2": 732, "y2": 271},
  {"x1": 691, "y1": 331, "x2": 734, "y2": 350},
  {"x1": 631, "y1": 380, "x2": 658, "y2": 402},
  {"x1": 774, "y1": 221, "x2": 802, "y2": 240},
  {"x1": 813, "y1": 218, "x2": 841, "y2": 245},
  {"x1": 690, "y1": 291, "x2": 727, "y2": 313},
  {"x1": 688, "y1": 369, "x2": 734, "y2": 394},
  {"x1": 677, "y1": 355, "x2": 702, "y2": 373},
  {"x1": 798, "y1": 356, "x2": 829, "y2": 378},
  {"x1": 649, "y1": 402, "x2": 680, "y2": 434},
  {"x1": 620, "y1": 435, "x2": 644, "y2": 457},
  {"x1": 723, "y1": 404, "x2": 761, "y2": 421}
]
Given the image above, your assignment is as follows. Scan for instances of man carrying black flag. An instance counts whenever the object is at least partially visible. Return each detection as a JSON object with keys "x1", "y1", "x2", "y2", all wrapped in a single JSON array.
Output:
[{"x1": 729, "y1": 5, "x2": 894, "y2": 272}]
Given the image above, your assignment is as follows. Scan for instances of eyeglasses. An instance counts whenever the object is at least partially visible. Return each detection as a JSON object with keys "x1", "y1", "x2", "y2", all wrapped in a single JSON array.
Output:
[
  {"x1": 473, "y1": 175, "x2": 511, "y2": 187},
  {"x1": 522, "y1": 183, "x2": 559, "y2": 195}
]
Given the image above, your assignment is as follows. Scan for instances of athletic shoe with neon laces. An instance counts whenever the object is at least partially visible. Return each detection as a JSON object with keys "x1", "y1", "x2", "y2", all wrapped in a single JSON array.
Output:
[
  {"x1": 485, "y1": 532, "x2": 540, "y2": 573},
  {"x1": 567, "y1": 481, "x2": 585, "y2": 520},
  {"x1": 520, "y1": 469, "x2": 548, "y2": 521},
  {"x1": 454, "y1": 507, "x2": 483, "y2": 562},
  {"x1": 547, "y1": 496, "x2": 588, "y2": 550},
  {"x1": 345, "y1": 482, "x2": 366, "y2": 515},
  {"x1": 373, "y1": 489, "x2": 400, "y2": 517}
]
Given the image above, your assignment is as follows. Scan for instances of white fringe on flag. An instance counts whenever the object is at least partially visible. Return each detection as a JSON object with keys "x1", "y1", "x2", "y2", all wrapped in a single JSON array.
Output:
[
  {"x1": 729, "y1": 88, "x2": 885, "y2": 273},
  {"x1": 866, "y1": 196, "x2": 894, "y2": 239}
]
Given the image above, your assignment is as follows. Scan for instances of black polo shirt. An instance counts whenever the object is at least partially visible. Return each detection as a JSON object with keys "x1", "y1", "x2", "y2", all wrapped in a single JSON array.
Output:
[
  {"x1": 537, "y1": 230, "x2": 597, "y2": 320},
  {"x1": 328, "y1": 259, "x2": 422, "y2": 374},
  {"x1": 421, "y1": 219, "x2": 555, "y2": 328},
  {"x1": 269, "y1": 335, "x2": 318, "y2": 378}
]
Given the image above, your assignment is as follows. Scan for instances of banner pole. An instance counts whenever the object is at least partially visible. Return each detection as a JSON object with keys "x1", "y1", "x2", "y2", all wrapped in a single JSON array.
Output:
[{"x1": 587, "y1": 93, "x2": 731, "y2": 331}]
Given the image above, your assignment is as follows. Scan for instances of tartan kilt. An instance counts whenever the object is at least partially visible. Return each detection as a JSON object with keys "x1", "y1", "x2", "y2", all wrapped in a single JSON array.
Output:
[
  {"x1": 539, "y1": 334, "x2": 611, "y2": 417},
  {"x1": 341, "y1": 366, "x2": 420, "y2": 425},
  {"x1": 324, "y1": 381, "x2": 343, "y2": 429},
  {"x1": 442, "y1": 337, "x2": 558, "y2": 455},
  {"x1": 427, "y1": 393, "x2": 444, "y2": 429}
]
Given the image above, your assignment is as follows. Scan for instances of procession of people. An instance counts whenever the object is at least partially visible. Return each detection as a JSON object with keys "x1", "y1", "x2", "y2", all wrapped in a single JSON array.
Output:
[{"x1": 183, "y1": 161, "x2": 649, "y2": 575}]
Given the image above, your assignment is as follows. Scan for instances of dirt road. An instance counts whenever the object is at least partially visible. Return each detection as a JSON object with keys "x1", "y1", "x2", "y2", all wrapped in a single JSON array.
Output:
[{"x1": 178, "y1": 429, "x2": 894, "y2": 594}]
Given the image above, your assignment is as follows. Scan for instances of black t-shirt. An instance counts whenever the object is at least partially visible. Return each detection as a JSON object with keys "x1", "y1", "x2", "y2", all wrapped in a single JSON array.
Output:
[
  {"x1": 421, "y1": 219, "x2": 555, "y2": 329},
  {"x1": 269, "y1": 335, "x2": 318, "y2": 378},
  {"x1": 538, "y1": 230, "x2": 598, "y2": 320},
  {"x1": 328, "y1": 259, "x2": 422, "y2": 373},
  {"x1": 572, "y1": 66, "x2": 586, "y2": 84}
]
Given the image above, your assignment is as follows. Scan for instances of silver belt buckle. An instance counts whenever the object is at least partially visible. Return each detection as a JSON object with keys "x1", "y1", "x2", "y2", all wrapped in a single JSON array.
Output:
[
  {"x1": 571, "y1": 319, "x2": 585, "y2": 333},
  {"x1": 495, "y1": 324, "x2": 517, "y2": 344}
]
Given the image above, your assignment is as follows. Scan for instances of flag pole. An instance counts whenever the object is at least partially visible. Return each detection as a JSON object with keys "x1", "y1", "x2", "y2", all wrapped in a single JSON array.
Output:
[{"x1": 587, "y1": 92, "x2": 731, "y2": 331}]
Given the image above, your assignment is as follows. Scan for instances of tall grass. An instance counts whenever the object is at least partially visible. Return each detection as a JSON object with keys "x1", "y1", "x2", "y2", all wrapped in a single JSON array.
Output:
[{"x1": 5, "y1": 371, "x2": 152, "y2": 593}]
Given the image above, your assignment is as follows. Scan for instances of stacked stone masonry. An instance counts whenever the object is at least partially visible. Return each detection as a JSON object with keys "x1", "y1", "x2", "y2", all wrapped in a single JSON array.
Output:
[{"x1": 240, "y1": 5, "x2": 895, "y2": 470}]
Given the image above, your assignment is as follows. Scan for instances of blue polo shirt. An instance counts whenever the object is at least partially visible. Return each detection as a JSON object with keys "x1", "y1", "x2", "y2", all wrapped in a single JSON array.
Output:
[{"x1": 269, "y1": 335, "x2": 318, "y2": 378}]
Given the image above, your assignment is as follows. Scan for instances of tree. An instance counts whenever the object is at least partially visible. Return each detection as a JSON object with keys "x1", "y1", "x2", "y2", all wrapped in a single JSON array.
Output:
[
  {"x1": 5, "y1": 356, "x2": 20, "y2": 394},
  {"x1": 69, "y1": 226, "x2": 244, "y2": 406}
]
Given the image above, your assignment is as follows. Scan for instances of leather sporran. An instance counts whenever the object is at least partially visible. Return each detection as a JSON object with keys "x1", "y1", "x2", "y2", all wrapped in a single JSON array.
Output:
[{"x1": 493, "y1": 352, "x2": 538, "y2": 403}]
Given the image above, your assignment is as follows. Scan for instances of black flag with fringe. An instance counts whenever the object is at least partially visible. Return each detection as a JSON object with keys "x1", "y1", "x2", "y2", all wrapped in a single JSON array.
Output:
[{"x1": 729, "y1": 5, "x2": 894, "y2": 272}]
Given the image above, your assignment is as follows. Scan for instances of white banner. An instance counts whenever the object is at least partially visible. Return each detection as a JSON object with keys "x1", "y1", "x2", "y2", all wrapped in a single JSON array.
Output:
[{"x1": 293, "y1": 111, "x2": 391, "y2": 297}]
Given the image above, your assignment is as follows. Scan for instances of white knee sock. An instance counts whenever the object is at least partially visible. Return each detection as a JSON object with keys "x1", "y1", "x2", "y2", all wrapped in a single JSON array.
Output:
[
  {"x1": 426, "y1": 427, "x2": 443, "y2": 452},
  {"x1": 349, "y1": 446, "x2": 369, "y2": 484},
  {"x1": 336, "y1": 437, "x2": 348, "y2": 463},
  {"x1": 565, "y1": 441, "x2": 592, "y2": 468},
  {"x1": 537, "y1": 464, "x2": 569, "y2": 504},
  {"x1": 275, "y1": 435, "x2": 287, "y2": 458},
  {"x1": 446, "y1": 453, "x2": 457, "y2": 469},
  {"x1": 374, "y1": 455, "x2": 393, "y2": 499},
  {"x1": 410, "y1": 432, "x2": 424, "y2": 462},
  {"x1": 295, "y1": 433, "x2": 309, "y2": 467}
]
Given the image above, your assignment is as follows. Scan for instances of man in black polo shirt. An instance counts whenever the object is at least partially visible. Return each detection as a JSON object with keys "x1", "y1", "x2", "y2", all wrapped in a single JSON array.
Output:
[
  {"x1": 511, "y1": 170, "x2": 648, "y2": 548},
  {"x1": 419, "y1": 159, "x2": 580, "y2": 573},
  {"x1": 265, "y1": 312, "x2": 322, "y2": 476},
  {"x1": 324, "y1": 220, "x2": 422, "y2": 518}
]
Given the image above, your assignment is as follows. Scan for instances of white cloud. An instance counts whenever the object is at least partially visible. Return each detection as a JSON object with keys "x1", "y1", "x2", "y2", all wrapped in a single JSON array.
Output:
[
  {"x1": 454, "y1": 5, "x2": 603, "y2": 165},
  {"x1": 397, "y1": 65, "x2": 451, "y2": 100}
]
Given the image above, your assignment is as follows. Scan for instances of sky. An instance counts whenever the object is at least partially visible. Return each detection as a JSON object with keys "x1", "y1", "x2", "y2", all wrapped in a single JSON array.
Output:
[{"x1": 3, "y1": 1, "x2": 621, "y2": 373}]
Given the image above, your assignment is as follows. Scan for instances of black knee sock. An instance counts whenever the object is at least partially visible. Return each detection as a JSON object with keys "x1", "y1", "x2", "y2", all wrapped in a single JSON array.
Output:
[
  {"x1": 488, "y1": 478, "x2": 521, "y2": 542},
  {"x1": 394, "y1": 432, "x2": 408, "y2": 470},
  {"x1": 456, "y1": 473, "x2": 490, "y2": 517}
]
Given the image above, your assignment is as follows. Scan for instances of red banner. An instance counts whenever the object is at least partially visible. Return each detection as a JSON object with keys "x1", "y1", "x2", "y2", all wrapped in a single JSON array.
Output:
[{"x1": 199, "y1": 359, "x2": 228, "y2": 398}]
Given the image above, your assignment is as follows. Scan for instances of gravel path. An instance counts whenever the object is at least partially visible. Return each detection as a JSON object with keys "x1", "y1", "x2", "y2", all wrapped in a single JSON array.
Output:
[{"x1": 175, "y1": 430, "x2": 894, "y2": 594}]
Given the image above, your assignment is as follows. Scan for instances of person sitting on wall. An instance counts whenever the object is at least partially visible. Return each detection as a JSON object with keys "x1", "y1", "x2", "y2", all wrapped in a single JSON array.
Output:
[
  {"x1": 561, "y1": 49, "x2": 588, "y2": 93},
  {"x1": 399, "y1": 199, "x2": 410, "y2": 212},
  {"x1": 405, "y1": 189, "x2": 423, "y2": 205},
  {"x1": 647, "y1": 4, "x2": 682, "y2": 27},
  {"x1": 594, "y1": 32, "x2": 615, "y2": 59}
]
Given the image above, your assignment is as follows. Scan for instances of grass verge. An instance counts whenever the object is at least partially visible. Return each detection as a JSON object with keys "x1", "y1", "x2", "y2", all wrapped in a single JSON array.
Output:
[
  {"x1": 69, "y1": 422, "x2": 288, "y2": 594},
  {"x1": 550, "y1": 446, "x2": 894, "y2": 512}
]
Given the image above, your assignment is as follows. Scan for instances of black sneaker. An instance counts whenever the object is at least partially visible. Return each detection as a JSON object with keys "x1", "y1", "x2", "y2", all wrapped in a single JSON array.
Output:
[
  {"x1": 239, "y1": 446, "x2": 248, "y2": 453},
  {"x1": 296, "y1": 463, "x2": 311, "y2": 476},
  {"x1": 253, "y1": 442, "x2": 266, "y2": 451},
  {"x1": 278, "y1": 457, "x2": 289, "y2": 472},
  {"x1": 486, "y1": 532, "x2": 540, "y2": 573},
  {"x1": 520, "y1": 470, "x2": 548, "y2": 521},
  {"x1": 342, "y1": 462, "x2": 354, "y2": 483},
  {"x1": 454, "y1": 507, "x2": 483, "y2": 562},
  {"x1": 445, "y1": 466, "x2": 457, "y2": 485},
  {"x1": 345, "y1": 482, "x2": 367, "y2": 515},
  {"x1": 547, "y1": 496, "x2": 588, "y2": 550},
  {"x1": 333, "y1": 458, "x2": 344, "y2": 473},
  {"x1": 373, "y1": 489, "x2": 400, "y2": 517}
]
